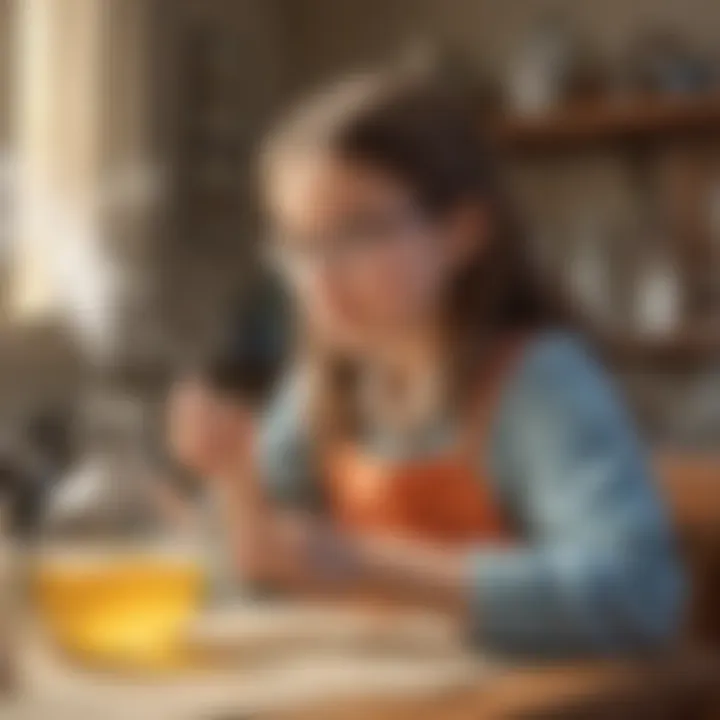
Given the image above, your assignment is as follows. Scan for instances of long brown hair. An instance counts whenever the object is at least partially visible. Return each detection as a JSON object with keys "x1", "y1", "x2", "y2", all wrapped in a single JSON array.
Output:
[{"x1": 261, "y1": 70, "x2": 565, "y2": 445}]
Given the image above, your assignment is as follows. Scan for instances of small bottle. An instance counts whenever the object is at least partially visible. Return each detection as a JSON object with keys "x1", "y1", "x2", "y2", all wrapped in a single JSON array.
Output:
[{"x1": 633, "y1": 231, "x2": 683, "y2": 337}]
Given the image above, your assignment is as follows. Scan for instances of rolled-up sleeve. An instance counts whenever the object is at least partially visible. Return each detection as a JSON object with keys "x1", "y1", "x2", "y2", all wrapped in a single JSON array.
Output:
[{"x1": 469, "y1": 336, "x2": 686, "y2": 657}]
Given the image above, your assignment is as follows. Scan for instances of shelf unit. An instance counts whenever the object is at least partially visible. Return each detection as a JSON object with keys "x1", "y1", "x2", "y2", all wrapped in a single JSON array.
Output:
[
  {"x1": 603, "y1": 328, "x2": 720, "y2": 367},
  {"x1": 492, "y1": 94, "x2": 720, "y2": 365},
  {"x1": 493, "y1": 94, "x2": 720, "y2": 152}
]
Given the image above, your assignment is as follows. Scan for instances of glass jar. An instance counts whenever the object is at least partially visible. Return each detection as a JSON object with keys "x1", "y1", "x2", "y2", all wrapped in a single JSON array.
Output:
[{"x1": 32, "y1": 389, "x2": 207, "y2": 673}]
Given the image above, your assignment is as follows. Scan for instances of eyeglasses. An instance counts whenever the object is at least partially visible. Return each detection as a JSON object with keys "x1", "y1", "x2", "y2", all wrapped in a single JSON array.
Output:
[{"x1": 266, "y1": 205, "x2": 428, "y2": 277}]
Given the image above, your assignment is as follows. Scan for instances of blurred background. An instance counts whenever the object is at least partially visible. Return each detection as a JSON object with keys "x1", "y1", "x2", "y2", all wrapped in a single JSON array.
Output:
[
  {"x1": 0, "y1": 0, "x2": 719, "y2": 551},
  {"x1": 0, "y1": 0, "x2": 720, "y2": 714},
  {"x1": 1, "y1": 0, "x2": 720, "y2": 464}
]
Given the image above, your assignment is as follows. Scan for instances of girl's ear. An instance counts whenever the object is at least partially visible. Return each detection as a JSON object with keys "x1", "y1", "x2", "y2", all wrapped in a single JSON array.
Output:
[{"x1": 444, "y1": 202, "x2": 489, "y2": 271}]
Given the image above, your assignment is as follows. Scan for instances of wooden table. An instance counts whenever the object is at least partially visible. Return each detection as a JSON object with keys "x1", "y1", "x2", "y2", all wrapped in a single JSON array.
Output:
[
  {"x1": 8, "y1": 619, "x2": 486, "y2": 720},
  {"x1": 9, "y1": 609, "x2": 720, "y2": 720},
  {"x1": 267, "y1": 651, "x2": 720, "y2": 720}
]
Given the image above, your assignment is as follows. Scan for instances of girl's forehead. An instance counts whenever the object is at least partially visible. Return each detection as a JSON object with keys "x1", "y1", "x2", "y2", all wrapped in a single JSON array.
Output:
[{"x1": 270, "y1": 154, "x2": 412, "y2": 228}]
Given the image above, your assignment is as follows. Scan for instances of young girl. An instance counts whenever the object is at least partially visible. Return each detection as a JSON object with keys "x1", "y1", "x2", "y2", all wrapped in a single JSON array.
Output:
[{"x1": 170, "y1": 72, "x2": 684, "y2": 658}]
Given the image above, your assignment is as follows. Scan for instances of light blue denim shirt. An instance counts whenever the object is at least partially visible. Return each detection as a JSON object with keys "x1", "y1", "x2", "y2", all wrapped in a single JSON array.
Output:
[{"x1": 259, "y1": 333, "x2": 686, "y2": 658}]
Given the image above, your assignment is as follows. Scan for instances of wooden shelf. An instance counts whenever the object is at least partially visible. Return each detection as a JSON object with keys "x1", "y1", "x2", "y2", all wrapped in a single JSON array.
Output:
[
  {"x1": 603, "y1": 328, "x2": 720, "y2": 366},
  {"x1": 493, "y1": 94, "x2": 720, "y2": 152}
]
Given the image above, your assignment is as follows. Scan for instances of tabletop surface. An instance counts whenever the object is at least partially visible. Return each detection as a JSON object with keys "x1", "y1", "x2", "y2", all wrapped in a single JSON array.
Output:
[{"x1": 9, "y1": 625, "x2": 719, "y2": 720}]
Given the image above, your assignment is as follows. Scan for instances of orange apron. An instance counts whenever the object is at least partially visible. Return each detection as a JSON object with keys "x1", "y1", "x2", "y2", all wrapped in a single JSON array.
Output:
[{"x1": 324, "y1": 341, "x2": 524, "y2": 547}]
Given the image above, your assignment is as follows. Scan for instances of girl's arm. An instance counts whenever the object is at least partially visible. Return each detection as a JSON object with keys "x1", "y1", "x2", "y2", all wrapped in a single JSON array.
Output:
[
  {"x1": 254, "y1": 338, "x2": 685, "y2": 657},
  {"x1": 464, "y1": 336, "x2": 686, "y2": 656},
  {"x1": 245, "y1": 372, "x2": 470, "y2": 614},
  {"x1": 221, "y1": 478, "x2": 469, "y2": 615}
]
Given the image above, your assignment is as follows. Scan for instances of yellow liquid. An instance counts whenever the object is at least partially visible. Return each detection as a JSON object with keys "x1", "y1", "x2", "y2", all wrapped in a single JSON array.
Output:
[{"x1": 34, "y1": 551, "x2": 204, "y2": 671}]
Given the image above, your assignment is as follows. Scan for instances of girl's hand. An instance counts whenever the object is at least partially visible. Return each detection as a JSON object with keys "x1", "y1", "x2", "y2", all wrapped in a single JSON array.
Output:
[
  {"x1": 167, "y1": 379, "x2": 255, "y2": 481},
  {"x1": 237, "y1": 513, "x2": 466, "y2": 616},
  {"x1": 166, "y1": 378, "x2": 297, "y2": 586},
  {"x1": 234, "y1": 511, "x2": 315, "y2": 584},
  {"x1": 233, "y1": 511, "x2": 359, "y2": 589}
]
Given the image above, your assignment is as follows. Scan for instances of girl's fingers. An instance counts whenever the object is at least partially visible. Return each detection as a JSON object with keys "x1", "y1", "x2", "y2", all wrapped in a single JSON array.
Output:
[{"x1": 167, "y1": 381, "x2": 256, "y2": 477}]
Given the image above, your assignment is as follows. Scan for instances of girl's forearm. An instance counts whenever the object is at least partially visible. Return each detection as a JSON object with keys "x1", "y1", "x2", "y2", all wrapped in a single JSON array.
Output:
[
  {"x1": 258, "y1": 515, "x2": 470, "y2": 619},
  {"x1": 347, "y1": 533, "x2": 469, "y2": 616},
  {"x1": 209, "y1": 466, "x2": 274, "y2": 579},
  {"x1": 208, "y1": 471, "x2": 470, "y2": 619}
]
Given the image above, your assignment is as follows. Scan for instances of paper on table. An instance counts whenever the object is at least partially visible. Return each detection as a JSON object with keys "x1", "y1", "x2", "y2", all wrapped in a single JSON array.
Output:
[
  {"x1": 14, "y1": 604, "x2": 494, "y2": 720},
  {"x1": 185, "y1": 601, "x2": 469, "y2": 662}
]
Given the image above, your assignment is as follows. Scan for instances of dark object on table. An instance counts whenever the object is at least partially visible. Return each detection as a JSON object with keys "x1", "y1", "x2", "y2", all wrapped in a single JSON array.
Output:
[
  {"x1": 25, "y1": 411, "x2": 76, "y2": 476},
  {"x1": 0, "y1": 409, "x2": 75, "y2": 538},
  {"x1": 0, "y1": 455, "x2": 49, "y2": 539},
  {"x1": 199, "y1": 276, "x2": 289, "y2": 408}
]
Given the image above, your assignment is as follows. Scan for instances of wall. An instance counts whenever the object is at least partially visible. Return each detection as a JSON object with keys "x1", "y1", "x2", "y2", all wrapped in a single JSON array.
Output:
[
  {"x1": 277, "y1": 0, "x2": 720, "y2": 235},
  {"x1": 148, "y1": 0, "x2": 290, "y2": 358},
  {"x1": 0, "y1": 0, "x2": 292, "y2": 424},
  {"x1": 0, "y1": 0, "x2": 12, "y2": 315},
  {"x1": 287, "y1": 0, "x2": 720, "y2": 88},
  {"x1": 0, "y1": 0, "x2": 10, "y2": 147}
]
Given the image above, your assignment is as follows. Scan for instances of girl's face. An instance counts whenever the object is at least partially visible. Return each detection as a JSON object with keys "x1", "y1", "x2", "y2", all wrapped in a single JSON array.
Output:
[{"x1": 269, "y1": 155, "x2": 481, "y2": 353}]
